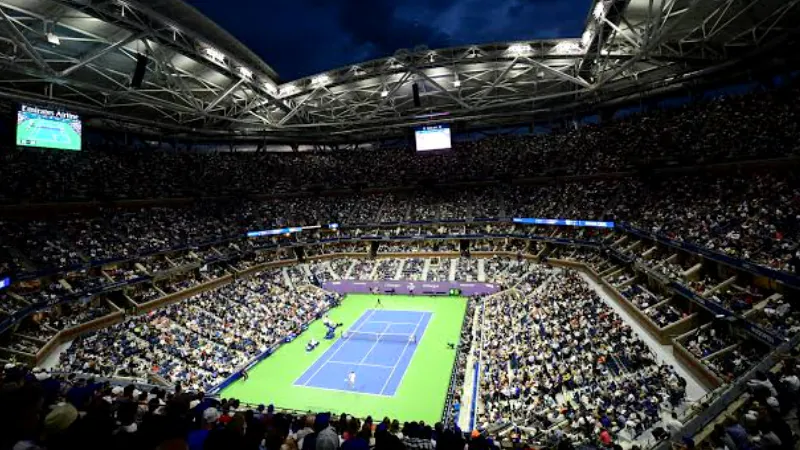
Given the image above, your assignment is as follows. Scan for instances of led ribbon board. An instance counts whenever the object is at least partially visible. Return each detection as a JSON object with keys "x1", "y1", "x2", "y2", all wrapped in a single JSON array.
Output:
[{"x1": 513, "y1": 218, "x2": 615, "y2": 228}]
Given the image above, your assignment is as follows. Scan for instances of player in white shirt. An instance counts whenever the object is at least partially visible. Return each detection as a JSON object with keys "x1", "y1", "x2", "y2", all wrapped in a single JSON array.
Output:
[{"x1": 346, "y1": 371, "x2": 356, "y2": 389}]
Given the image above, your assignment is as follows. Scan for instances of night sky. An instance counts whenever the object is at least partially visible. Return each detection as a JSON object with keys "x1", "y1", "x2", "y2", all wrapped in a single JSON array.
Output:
[{"x1": 188, "y1": 0, "x2": 588, "y2": 81}]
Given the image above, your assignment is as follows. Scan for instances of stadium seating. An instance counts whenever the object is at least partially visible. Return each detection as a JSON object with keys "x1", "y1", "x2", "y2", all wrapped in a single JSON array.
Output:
[{"x1": 3, "y1": 77, "x2": 800, "y2": 450}]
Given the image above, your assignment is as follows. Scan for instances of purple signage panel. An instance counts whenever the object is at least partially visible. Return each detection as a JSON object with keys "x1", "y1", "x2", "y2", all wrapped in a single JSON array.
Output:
[{"x1": 322, "y1": 280, "x2": 500, "y2": 296}]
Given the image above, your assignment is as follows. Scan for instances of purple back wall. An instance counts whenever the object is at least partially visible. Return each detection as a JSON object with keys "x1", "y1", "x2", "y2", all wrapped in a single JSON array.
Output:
[{"x1": 322, "y1": 280, "x2": 501, "y2": 296}]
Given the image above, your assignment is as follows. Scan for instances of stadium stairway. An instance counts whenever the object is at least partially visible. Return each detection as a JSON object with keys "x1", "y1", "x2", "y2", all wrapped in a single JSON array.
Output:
[
  {"x1": 578, "y1": 271, "x2": 709, "y2": 403},
  {"x1": 281, "y1": 268, "x2": 295, "y2": 290},
  {"x1": 324, "y1": 262, "x2": 340, "y2": 280},
  {"x1": 421, "y1": 259, "x2": 432, "y2": 280},
  {"x1": 343, "y1": 260, "x2": 357, "y2": 279},
  {"x1": 301, "y1": 264, "x2": 314, "y2": 281},
  {"x1": 394, "y1": 259, "x2": 406, "y2": 279}
]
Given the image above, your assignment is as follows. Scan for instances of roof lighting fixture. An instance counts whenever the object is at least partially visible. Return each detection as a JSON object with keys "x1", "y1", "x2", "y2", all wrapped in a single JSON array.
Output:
[
  {"x1": 581, "y1": 29, "x2": 594, "y2": 48},
  {"x1": 351, "y1": 65, "x2": 366, "y2": 76},
  {"x1": 311, "y1": 74, "x2": 331, "y2": 87},
  {"x1": 46, "y1": 32, "x2": 60, "y2": 46},
  {"x1": 280, "y1": 84, "x2": 297, "y2": 97},
  {"x1": 238, "y1": 66, "x2": 253, "y2": 79},
  {"x1": 551, "y1": 40, "x2": 583, "y2": 55},
  {"x1": 507, "y1": 43, "x2": 532, "y2": 56},
  {"x1": 453, "y1": 79, "x2": 461, "y2": 88},
  {"x1": 202, "y1": 45, "x2": 226, "y2": 64},
  {"x1": 263, "y1": 82, "x2": 277, "y2": 95},
  {"x1": 380, "y1": 89, "x2": 389, "y2": 98},
  {"x1": 593, "y1": 1, "x2": 608, "y2": 20}
]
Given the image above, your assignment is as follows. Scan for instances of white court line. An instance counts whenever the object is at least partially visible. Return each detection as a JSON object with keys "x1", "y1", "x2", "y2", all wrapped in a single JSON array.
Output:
[
  {"x1": 294, "y1": 383, "x2": 393, "y2": 397},
  {"x1": 378, "y1": 311, "x2": 430, "y2": 395},
  {"x1": 327, "y1": 360, "x2": 396, "y2": 369},
  {"x1": 299, "y1": 308, "x2": 378, "y2": 386},
  {"x1": 357, "y1": 323, "x2": 390, "y2": 364}
]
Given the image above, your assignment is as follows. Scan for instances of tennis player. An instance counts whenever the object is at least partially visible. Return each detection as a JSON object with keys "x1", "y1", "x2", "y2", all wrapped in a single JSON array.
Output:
[
  {"x1": 346, "y1": 370, "x2": 356, "y2": 389},
  {"x1": 375, "y1": 297, "x2": 383, "y2": 308}
]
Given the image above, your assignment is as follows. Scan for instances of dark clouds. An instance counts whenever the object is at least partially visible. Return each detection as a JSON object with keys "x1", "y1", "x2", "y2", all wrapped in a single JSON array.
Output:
[{"x1": 187, "y1": 0, "x2": 587, "y2": 81}]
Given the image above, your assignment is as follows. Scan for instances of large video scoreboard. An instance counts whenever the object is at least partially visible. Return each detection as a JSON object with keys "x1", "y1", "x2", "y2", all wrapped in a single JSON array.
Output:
[{"x1": 16, "y1": 104, "x2": 82, "y2": 151}]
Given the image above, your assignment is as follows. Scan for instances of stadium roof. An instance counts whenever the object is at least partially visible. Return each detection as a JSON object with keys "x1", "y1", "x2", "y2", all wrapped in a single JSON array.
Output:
[{"x1": 0, "y1": 0, "x2": 797, "y2": 142}]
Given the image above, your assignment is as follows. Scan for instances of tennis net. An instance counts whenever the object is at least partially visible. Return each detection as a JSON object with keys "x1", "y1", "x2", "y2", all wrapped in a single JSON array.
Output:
[{"x1": 342, "y1": 331, "x2": 417, "y2": 343}]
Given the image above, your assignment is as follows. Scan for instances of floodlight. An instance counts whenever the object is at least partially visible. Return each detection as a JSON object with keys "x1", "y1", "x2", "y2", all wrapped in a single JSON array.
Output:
[
  {"x1": 507, "y1": 43, "x2": 532, "y2": 56},
  {"x1": 551, "y1": 40, "x2": 582, "y2": 55},
  {"x1": 593, "y1": 2, "x2": 607, "y2": 20},
  {"x1": 280, "y1": 84, "x2": 297, "y2": 97},
  {"x1": 202, "y1": 45, "x2": 225, "y2": 64},
  {"x1": 453, "y1": 80, "x2": 461, "y2": 88},
  {"x1": 581, "y1": 29, "x2": 594, "y2": 48},
  {"x1": 380, "y1": 89, "x2": 389, "y2": 97},
  {"x1": 238, "y1": 66, "x2": 253, "y2": 79},
  {"x1": 312, "y1": 74, "x2": 331, "y2": 87},
  {"x1": 264, "y1": 83, "x2": 278, "y2": 96},
  {"x1": 46, "y1": 32, "x2": 60, "y2": 46}
]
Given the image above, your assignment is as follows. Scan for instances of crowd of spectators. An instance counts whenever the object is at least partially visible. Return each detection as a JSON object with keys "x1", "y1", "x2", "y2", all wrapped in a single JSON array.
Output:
[
  {"x1": 706, "y1": 342, "x2": 765, "y2": 383},
  {"x1": 0, "y1": 79, "x2": 799, "y2": 283},
  {"x1": 57, "y1": 267, "x2": 339, "y2": 391},
  {"x1": 2, "y1": 166, "x2": 800, "y2": 280},
  {"x1": 4, "y1": 79, "x2": 800, "y2": 450},
  {"x1": 646, "y1": 304, "x2": 685, "y2": 328},
  {"x1": 749, "y1": 297, "x2": 800, "y2": 338},
  {"x1": 478, "y1": 268, "x2": 687, "y2": 445},
  {"x1": 619, "y1": 285, "x2": 663, "y2": 312},
  {"x1": 1, "y1": 363, "x2": 508, "y2": 450},
  {"x1": 2, "y1": 246, "x2": 787, "y2": 450},
  {"x1": 683, "y1": 325, "x2": 737, "y2": 360},
  {"x1": 3, "y1": 79, "x2": 799, "y2": 205},
  {"x1": 698, "y1": 353, "x2": 800, "y2": 450},
  {"x1": 38, "y1": 256, "x2": 591, "y2": 391}
]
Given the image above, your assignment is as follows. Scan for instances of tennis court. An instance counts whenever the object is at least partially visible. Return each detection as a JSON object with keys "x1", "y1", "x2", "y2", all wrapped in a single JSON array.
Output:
[
  {"x1": 294, "y1": 309, "x2": 432, "y2": 396},
  {"x1": 220, "y1": 294, "x2": 466, "y2": 423}
]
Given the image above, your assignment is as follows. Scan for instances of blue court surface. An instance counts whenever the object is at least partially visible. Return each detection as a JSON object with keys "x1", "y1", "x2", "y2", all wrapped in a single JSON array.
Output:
[
  {"x1": 32, "y1": 127, "x2": 70, "y2": 144},
  {"x1": 294, "y1": 309, "x2": 432, "y2": 396}
]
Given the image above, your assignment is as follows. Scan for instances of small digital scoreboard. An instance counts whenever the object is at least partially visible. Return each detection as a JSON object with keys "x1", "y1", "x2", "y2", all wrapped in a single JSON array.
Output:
[{"x1": 414, "y1": 124, "x2": 451, "y2": 152}]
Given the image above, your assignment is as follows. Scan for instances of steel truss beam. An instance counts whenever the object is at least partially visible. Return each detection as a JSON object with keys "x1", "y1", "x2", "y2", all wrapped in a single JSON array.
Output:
[{"x1": 0, "y1": 0, "x2": 794, "y2": 139}]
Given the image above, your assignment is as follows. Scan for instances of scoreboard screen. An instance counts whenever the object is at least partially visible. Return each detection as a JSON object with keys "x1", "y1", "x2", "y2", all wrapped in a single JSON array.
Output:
[
  {"x1": 414, "y1": 124, "x2": 451, "y2": 152},
  {"x1": 16, "y1": 104, "x2": 82, "y2": 151}
]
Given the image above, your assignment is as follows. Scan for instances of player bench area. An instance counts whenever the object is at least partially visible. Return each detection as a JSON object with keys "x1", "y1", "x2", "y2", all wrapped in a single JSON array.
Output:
[{"x1": 294, "y1": 309, "x2": 432, "y2": 396}]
